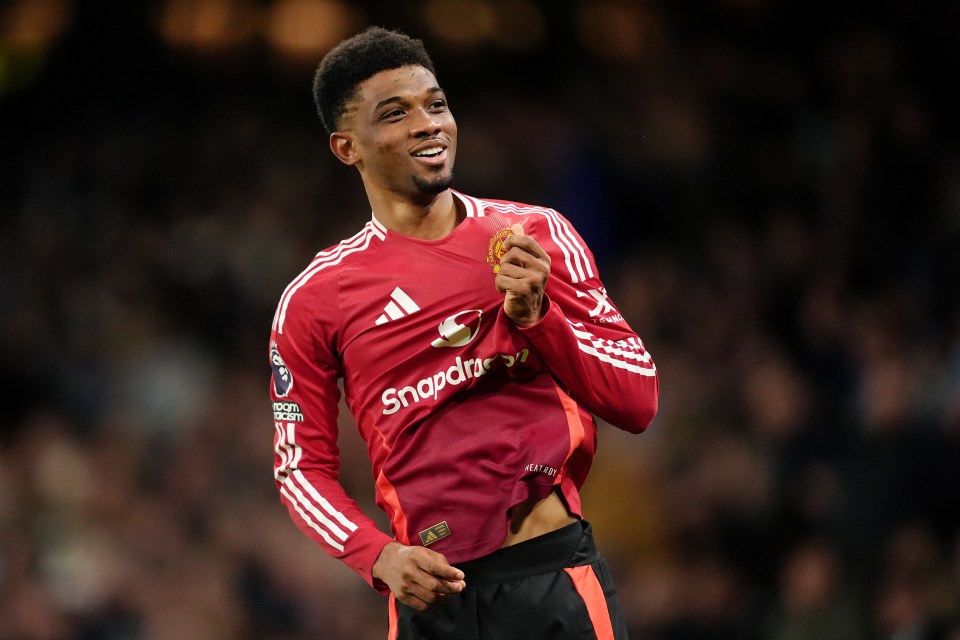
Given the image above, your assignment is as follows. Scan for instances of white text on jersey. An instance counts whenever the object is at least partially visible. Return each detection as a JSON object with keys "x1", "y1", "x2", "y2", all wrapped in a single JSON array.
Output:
[{"x1": 381, "y1": 349, "x2": 530, "y2": 415}]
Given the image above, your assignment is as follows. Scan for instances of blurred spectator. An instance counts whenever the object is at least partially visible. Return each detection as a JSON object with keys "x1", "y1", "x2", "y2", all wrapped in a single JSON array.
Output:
[
  {"x1": 873, "y1": 523, "x2": 959, "y2": 640},
  {"x1": 769, "y1": 537, "x2": 864, "y2": 640}
]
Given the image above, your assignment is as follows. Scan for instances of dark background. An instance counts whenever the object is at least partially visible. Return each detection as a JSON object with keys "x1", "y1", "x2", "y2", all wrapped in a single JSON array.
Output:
[{"x1": 2, "y1": 1, "x2": 959, "y2": 638}]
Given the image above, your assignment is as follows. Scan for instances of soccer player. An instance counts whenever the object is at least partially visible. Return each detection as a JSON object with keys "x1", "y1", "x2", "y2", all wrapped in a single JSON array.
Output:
[{"x1": 269, "y1": 26, "x2": 659, "y2": 639}]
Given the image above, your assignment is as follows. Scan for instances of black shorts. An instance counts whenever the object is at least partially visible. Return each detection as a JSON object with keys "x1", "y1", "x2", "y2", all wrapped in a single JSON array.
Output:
[{"x1": 388, "y1": 520, "x2": 628, "y2": 640}]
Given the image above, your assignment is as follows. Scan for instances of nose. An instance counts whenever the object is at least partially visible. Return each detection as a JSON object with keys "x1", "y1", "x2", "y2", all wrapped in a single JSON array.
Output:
[{"x1": 410, "y1": 108, "x2": 442, "y2": 137}]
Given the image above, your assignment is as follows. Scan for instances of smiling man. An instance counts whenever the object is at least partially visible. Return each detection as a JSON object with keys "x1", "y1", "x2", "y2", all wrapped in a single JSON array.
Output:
[{"x1": 268, "y1": 26, "x2": 659, "y2": 639}]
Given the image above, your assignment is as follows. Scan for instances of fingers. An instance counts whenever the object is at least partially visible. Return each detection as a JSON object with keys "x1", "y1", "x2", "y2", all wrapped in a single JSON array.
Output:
[
  {"x1": 398, "y1": 591, "x2": 436, "y2": 612},
  {"x1": 411, "y1": 549, "x2": 466, "y2": 598},
  {"x1": 418, "y1": 552, "x2": 466, "y2": 584},
  {"x1": 495, "y1": 257, "x2": 544, "y2": 282},
  {"x1": 495, "y1": 243, "x2": 549, "y2": 290},
  {"x1": 374, "y1": 543, "x2": 466, "y2": 611},
  {"x1": 395, "y1": 563, "x2": 465, "y2": 611},
  {"x1": 398, "y1": 574, "x2": 462, "y2": 611},
  {"x1": 502, "y1": 232, "x2": 551, "y2": 264},
  {"x1": 497, "y1": 241, "x2": 550, "y2": 281}
]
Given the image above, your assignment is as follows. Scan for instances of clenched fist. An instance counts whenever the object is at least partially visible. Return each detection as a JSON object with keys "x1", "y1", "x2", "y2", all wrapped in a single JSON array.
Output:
[{"x1": 495, "y1": 223, "x2": 551, "y2": 328}]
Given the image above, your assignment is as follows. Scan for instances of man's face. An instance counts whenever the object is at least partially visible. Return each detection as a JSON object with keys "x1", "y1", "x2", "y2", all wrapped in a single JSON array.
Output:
[{"x1": 338, "y1": 65, "x2": 457, "y2": 199}]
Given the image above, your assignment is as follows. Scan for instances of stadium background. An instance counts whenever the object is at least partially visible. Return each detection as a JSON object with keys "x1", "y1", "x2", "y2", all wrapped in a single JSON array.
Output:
[{"x1": 1, "y1": 1, "x2": 959, "y2": 638}]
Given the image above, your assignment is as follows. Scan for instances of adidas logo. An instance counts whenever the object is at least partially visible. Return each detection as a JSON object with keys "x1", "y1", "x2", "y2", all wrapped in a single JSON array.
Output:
[
  {"x1": 418, "y1": 521, "x2": 451, "y2": 546},
  {"x1": 375, "y1": 287, "x2": 421, "y2": 325}
]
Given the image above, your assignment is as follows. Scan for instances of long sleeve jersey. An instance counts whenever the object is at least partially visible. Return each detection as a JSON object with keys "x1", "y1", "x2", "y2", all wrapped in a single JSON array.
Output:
[{"x1": 268, "y1": 191, "x2": 659, "y2": 593}]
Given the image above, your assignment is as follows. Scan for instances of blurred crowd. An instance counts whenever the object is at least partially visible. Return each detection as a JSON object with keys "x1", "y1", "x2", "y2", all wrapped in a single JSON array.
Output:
[{"x1": 2, "y1": 1, "x2": 959, "y2": 639}]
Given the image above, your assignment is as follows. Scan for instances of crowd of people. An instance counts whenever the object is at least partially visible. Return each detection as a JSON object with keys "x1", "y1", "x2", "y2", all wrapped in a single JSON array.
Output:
[{"x1": 2, "y1": 2, "x2": 958, "y2": 638}]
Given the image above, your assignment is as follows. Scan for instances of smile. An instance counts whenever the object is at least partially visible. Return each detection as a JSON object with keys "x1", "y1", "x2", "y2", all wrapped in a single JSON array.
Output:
[{"x1": 412, "y1": 146, "x2": 444, "y2": 158}]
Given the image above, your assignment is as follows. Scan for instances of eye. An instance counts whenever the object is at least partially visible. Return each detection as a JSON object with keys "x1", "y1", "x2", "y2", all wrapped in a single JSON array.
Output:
[
  {"x1": 380, "y1": 108, "x2": 405, "y2": 121},
  {"x1": 429, "y1": 99, "x2": 448, "y2": 112}
]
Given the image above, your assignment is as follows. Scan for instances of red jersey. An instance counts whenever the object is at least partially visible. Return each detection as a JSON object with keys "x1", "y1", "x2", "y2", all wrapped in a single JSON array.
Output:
[{"x1": 269, "y1": 191, "x2": 658, "y2": 593}]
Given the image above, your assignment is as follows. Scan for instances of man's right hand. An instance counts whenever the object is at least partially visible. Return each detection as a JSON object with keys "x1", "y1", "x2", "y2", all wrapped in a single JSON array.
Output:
[{"x1": 372, "y1": 541, "x2": 466, "y2": 611}]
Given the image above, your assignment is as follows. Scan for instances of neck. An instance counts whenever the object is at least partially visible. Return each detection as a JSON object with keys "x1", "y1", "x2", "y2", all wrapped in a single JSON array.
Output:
[{"x1": 368, "y1": 189, "x2": 462, "y2": 240}]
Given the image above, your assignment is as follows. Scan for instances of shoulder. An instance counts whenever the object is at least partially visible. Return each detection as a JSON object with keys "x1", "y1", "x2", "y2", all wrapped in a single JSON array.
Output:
[
  {"x1": 457, "y1": 192, "x2": 555, "y2": 228},
  {"x1": 287, "y1": 221, "x2": 384, "y2": 293},
  {"x1": 469, "y1": 194, "x2": 555, "y2": 221},
  {"x1": 466, "y1": 194, "x2": 574, "y2": 235},
  {"x1": 271, "y1": 221, "x2": 385, "y2": 335}
]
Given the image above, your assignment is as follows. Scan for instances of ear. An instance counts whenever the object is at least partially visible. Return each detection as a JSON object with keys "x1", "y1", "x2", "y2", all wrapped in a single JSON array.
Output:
[{"x1": 330, "y1": 132, "x2": 359, "y2": 166}]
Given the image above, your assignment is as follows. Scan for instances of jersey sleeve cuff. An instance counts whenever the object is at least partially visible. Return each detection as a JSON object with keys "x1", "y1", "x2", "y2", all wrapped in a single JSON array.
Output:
[
  {"x1": 346, "y1": 527, "x2": 396, "y2": 595},
  {"x1": 516, "y1": 294, "x2": 565, "y2": 340}
]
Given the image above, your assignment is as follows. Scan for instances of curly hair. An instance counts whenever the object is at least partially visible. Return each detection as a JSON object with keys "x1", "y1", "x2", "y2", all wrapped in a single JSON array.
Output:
[{"x1": 313, "y1": 27, "x2": 436, "y2": 135}]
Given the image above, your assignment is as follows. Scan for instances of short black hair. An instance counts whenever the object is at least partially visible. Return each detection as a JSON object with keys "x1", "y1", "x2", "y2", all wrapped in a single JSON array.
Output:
[{"x1": 313, "y1": 27, "x2": 436, "y2": 135}]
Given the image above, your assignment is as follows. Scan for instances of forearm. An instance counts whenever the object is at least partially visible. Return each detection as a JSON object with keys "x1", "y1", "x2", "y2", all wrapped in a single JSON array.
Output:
[
  {"x1": 518, "y1": 298, "x2": 659, "y2": 432},
  {"x1": 277, "y1": 468, "x2": 395, "y2": 592}
]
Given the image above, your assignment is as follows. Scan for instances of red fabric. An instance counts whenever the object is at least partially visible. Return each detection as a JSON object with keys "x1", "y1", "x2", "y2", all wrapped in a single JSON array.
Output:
[{"x1": 269, "y1": 191, "x2": 658, "y2": 592}]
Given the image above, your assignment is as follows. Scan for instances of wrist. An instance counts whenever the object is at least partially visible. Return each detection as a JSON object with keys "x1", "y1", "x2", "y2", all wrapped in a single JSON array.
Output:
[
  {"x1": 372, "y1": 541, "x2": 400, "y2": 580},
  {"x1": 513, "y1": 295, "x2": 549, "y2": 328}
]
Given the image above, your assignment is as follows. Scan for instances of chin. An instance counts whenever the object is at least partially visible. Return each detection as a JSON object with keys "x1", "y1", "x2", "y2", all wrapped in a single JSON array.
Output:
[{"x1": 413, "y1": 173, "x2": 455, "y2": 195}]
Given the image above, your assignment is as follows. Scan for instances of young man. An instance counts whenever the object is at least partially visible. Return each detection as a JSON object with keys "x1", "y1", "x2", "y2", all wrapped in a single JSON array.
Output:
[{"x1": 269, "y1": 26, "x2": 659, "y2": 639}]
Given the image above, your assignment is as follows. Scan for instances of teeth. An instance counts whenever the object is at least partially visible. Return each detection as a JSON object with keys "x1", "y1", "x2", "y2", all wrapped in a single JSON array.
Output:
[{"x1": 414, "y1": 146, "x2": 443, "y2": 157}]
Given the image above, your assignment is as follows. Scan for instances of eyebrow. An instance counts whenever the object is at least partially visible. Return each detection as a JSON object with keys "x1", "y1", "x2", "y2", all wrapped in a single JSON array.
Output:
[{"x1": 374, "y1": 86, "x2": 444, "y2": 112}]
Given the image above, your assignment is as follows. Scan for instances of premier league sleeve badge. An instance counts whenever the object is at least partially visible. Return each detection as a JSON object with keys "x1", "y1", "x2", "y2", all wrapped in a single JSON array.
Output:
[{"x1": 270, "y1": 343, "x2": 294, "y2": 398}]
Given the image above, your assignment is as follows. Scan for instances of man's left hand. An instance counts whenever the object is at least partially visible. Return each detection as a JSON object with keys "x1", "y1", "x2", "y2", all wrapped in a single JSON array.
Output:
[{"x1": 496, "y1": 224, "x2": 551, "y2": 328}]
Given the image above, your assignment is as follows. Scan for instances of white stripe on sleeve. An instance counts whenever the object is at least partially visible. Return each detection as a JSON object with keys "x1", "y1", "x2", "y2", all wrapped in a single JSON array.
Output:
[
  {"x1": 292, "y1": 470, "x2": 359, "y2": 533},
  {"x1": 274, "y1": 423, "x2": 360, "y2": 550},
  {"x1": 283, "y1": 476, "x2": 349, "y2": 541},
  {"x1": 567, "y1": 320, "x2": 657, "y2": 375},
  {"x1": 279, "y1": 486, "x2": 345, "y2": 552}
]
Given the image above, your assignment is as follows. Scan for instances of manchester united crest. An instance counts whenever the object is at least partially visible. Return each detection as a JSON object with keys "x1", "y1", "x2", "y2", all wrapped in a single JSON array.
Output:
[{"x1": 486, "y1": 227, "x2": 514, "y2": 273}]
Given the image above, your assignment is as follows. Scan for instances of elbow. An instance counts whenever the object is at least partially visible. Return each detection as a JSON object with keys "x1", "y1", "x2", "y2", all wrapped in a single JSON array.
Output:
[
  {"x1": 619, "y1": 398, "x2": 657, "y2": 434},
  {"x1": 615, "y1": 379, "x2": 659, "y2": 434},
  {"x1": 636, "y1": 393, "x2": 659, "y2": 433}
]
